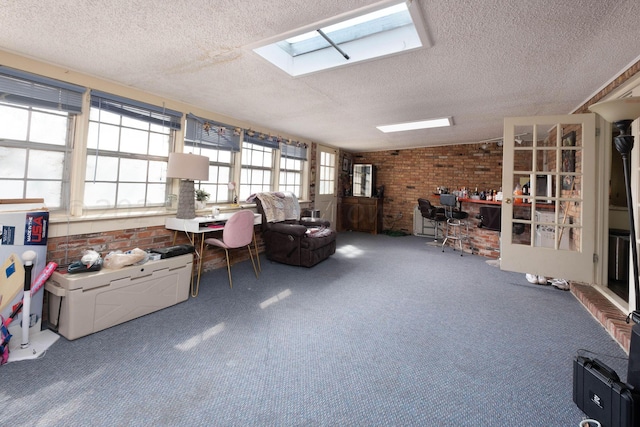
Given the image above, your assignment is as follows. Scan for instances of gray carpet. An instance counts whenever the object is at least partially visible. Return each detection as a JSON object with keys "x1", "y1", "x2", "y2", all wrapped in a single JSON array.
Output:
[{"x1": 0, "y1": 232, "x2": 628, "y2": 426}]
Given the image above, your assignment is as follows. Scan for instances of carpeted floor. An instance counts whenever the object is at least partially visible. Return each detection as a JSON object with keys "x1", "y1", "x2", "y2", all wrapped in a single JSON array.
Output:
[{"x1": 0, "y1": 232, "x2": 629, "y2": 426}]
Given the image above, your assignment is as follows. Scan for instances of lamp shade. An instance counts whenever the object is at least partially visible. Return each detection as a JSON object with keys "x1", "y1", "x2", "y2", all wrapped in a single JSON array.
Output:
[
  {"x1": 588, "y1": 97, "x2": 640, "y2": 123},
  {"x1": 167, "y1": 153, "x2": 209, "y2": 181}
]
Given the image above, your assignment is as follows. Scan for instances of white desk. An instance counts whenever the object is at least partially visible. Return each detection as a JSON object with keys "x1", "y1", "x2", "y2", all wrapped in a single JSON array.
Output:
[{"x1": 165, "y1": 212, "x2": 262, "y2": 296}]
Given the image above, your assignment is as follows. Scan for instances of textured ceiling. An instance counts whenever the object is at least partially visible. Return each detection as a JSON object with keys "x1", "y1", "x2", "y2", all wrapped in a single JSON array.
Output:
[{"x1": 1, "y1": 0, "x2": 640, "y2": 152}]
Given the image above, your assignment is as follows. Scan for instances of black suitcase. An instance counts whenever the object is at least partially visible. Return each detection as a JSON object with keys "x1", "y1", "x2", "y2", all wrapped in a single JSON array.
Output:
[{"x1": 573, "y1": 355, "x2": 638, "y2": 427}]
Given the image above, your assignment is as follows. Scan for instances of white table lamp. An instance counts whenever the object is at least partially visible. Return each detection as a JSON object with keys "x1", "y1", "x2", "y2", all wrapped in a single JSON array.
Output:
[{"x1": 167, "y1": 153, "x2": 209, "y2": 219}]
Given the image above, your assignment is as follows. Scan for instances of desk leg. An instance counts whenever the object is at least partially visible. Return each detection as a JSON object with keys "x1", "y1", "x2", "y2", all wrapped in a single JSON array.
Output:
[
  {"x1": 190, "y1": 233, "x2": 206, "y2": 298},
  {"x1": 253, "y1": 229, "x2": 261, "y2": 273}
]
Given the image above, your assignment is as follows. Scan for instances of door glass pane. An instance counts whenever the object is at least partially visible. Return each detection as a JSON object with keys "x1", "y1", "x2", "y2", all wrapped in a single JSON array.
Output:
[{"x1": 510, "y1": 123, "x2": 583, "y2": 253}]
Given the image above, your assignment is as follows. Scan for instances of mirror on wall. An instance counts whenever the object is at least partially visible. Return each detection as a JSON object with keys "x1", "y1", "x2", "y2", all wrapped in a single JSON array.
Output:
[{"x1": 352, "y1": 164, "x2": 376, "y2": 197}]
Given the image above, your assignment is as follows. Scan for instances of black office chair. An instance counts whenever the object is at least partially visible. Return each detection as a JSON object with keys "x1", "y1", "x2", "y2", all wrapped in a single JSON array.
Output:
[
  {"x1": 417, "y1": 198, "x2": 447, "y2": 242},
  {"x1": 440, "y1": 194, "x2": 470, "y2": 255}
]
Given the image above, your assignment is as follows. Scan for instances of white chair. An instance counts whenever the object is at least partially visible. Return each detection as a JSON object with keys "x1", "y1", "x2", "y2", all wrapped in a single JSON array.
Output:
[{"x1": 204, "y1": 210, "x2": 259, "y2": 288}]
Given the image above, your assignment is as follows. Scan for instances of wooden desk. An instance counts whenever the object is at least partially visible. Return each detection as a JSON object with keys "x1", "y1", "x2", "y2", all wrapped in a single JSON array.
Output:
[{"x1": 165, "y1": 212, "x2": 262, "y2": 297}]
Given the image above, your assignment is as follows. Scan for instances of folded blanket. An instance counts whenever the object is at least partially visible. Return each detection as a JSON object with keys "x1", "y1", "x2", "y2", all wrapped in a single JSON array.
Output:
[
  {"x1": 256, "y1": 192, "x2": 300, "y2": 223},
  {"x1": 306, "y1": 227, "x2": 333, "y2": 238}
]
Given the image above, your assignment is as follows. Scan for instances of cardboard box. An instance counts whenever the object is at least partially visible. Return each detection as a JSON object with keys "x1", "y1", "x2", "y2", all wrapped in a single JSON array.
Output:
[{"x1": 0, "y1": 199, "x2": 49, "y2": 336}]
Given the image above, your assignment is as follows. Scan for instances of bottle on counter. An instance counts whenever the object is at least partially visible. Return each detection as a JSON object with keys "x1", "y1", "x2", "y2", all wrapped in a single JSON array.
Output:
[{"x1": 514, "y1": 184, "x2": 523, "y2": 204}]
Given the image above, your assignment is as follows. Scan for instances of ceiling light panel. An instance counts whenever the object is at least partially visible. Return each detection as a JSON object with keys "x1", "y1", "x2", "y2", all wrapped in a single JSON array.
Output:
[{"x1": 377, "y1": 117, "x2": 453, "y2": 133}]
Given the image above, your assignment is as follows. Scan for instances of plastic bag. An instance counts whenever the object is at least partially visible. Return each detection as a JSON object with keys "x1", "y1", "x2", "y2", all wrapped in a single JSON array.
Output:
[{"x1": 103, "y1": 248, "x2": 148, "y2": 269}]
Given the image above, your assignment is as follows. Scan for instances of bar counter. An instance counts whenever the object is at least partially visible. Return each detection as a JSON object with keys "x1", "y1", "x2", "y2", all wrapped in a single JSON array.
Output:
[{"x1": 451, "y1": 197, "x2": 535, "y2": 258}]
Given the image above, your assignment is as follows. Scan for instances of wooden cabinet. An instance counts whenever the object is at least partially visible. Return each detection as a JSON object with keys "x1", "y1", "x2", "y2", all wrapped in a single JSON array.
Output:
[{"x1": 339, "y1": 197, "x2": 383, "y2": 234}]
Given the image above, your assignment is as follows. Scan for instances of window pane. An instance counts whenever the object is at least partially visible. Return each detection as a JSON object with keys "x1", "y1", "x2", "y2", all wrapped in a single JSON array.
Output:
[
  {"x1": 148, "y1": 161, "x2": 167, "y2": 183},
  {"x1": 120, "y1": 127, "x2": 149, "y2": 155},
  {"x1": 90, "y1": 108, "x2": 120, "y2": 125},
  {"x1": 218, "y1": 150, "x2": 232, "y2": 163},
  {"x1": 149, "y1": 132, "x2": 170, "y2": 156},
  {"x1": 120, "y1": 158, "x2": 148, "y2": 182},
  {"x1": 0, "y1": 104, "x2": 28, "y2": 140},
  {"x1": 28, "y1": 150, "x2": 64, "y2": 179},
  {"x1": 0, "y1": 147, "x2": 27, "y2": 178},
  {"x1": 26, "y1": 180, "x2": 62, "y2": 209},
  {"x1": 30, "y1": 111, "x2": 68, "y2": 145},
  {"x1": 146, "y1": 183, "x2": 167, "y2": 205},
  {"x1": 86, "y1": 155, "x2": 119, "y2": 181},
  {"x1": 0, "y1": 180, "x2": 24, "y2": 198},
  {"x1": 87, "y1": 122, "x2": 120, "y2": 151},
  {"x1": 84, "y1": 182, "x2": 116, "y2": 208},
  {"x1": 117, "y1": 183, "x2": 146, "y2": 207},
  {"x1": 121, "y1": 115, "x2": 150, "y2": 131}
]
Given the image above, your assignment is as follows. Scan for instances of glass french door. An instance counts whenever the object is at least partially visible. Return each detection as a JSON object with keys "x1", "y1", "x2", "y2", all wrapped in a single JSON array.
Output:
[{"x1": 500, "y1": 114, "x2": 597, "y2": 283}]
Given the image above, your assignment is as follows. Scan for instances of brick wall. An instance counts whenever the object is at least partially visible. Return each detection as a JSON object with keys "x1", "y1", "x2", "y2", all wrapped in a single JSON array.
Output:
[
  {"x1": 351, "y1": 143, "x2": 504, "y2": 234},
  {"x1": 47, "y1": 225, "x2": 264, "y2": 274}
]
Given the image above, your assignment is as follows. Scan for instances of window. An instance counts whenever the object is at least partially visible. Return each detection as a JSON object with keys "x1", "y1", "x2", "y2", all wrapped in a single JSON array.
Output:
[
  {"x1": 253, "y1": 1, "x2": 430, "y2": 76},
  {"x1": 85, "y1": 91, "x2": 182, "y2": 209},
  {"x1": 239, "y1": 141, "x2": 274, "y2": 202},
  {"x1": 319, "y1": 150, "x2": 336, "y2": 195},
  {"x1": 184, "y1": 114, "x2": 240, "y2": 204},
  {"x1": 0, "y1": 67, "x2": 84, "y2": 210},
  {"x1": 279, "y1": 143, "x2": 308, "y2": 197}
]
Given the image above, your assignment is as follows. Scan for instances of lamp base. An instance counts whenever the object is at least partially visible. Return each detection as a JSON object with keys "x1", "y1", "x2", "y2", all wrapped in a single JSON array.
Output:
[{"x1": 176, "y1": 180, "x2": 196, "y2": 219}]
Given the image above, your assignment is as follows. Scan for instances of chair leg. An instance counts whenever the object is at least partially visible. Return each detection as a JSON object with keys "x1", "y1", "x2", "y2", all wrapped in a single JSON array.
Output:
[
  {"x1": 253, "y1": 230, "x2": 261, "y2": 273},
  {"x1": 441, "y1": 220, "x2": 449, "y2": 251},
  {"x1": 223, "y1": 248, "x2": 233, "y2": 288},
  {"x1": 246, "y1": 244, "x2": 259, "y2": 279}
]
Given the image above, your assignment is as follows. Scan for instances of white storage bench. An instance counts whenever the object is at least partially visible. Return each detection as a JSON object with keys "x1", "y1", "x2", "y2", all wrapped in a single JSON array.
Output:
[{"x1": 45, "y1": 254, "x2": 193, "y2": 340}]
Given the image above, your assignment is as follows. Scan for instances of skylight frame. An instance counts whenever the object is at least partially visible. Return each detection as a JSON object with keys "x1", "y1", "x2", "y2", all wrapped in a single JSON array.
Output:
[
  {"x1": 251, "y1": 0, "x2": 431, "y2": 77},
  {"x1": 278, "y1": 4, "x2": 412, "y2": 57}
]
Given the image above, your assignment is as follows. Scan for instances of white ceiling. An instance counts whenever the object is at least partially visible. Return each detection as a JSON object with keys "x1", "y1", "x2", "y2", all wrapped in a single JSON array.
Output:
[{"x1": 1, "y1": 0, "x2": 640, "y2": 152}]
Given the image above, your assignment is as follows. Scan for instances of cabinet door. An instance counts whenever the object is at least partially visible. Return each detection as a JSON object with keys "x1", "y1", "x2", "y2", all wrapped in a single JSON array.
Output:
[
  {"x1": 358, "y1": 203, "x2": 377, "y2": 232},
  {"x1": 340, "y1": 198, "x2": 358, "y2": 231}
]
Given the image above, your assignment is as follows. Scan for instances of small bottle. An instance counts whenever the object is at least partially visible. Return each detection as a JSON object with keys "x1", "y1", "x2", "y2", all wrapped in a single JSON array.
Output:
[{"x1": 514, "y1": 184, "x2": 523, "y2": 204}]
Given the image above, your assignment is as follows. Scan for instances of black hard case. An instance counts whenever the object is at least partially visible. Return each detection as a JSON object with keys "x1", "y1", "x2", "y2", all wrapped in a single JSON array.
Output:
[
  {"x1": 573, "y1": 355, "x2": 637, "y2": 427},
  {"x1": 150, "y1": 244, "x2": 195, "y2": 259}
]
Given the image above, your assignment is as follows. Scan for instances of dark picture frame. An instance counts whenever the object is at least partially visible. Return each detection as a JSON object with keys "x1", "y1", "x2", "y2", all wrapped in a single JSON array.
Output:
[
  {"x1": 342, "y1": 155, "x2": 350, "y2": 172},
  {"x1": 562, "y1": 131, "x2": 576, "y2": 190}
]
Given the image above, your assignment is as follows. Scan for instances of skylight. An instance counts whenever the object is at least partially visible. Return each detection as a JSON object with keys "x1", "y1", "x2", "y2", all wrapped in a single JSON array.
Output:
[{"x1": 252, "y1": 1, "x2": 430, "y2": 76}]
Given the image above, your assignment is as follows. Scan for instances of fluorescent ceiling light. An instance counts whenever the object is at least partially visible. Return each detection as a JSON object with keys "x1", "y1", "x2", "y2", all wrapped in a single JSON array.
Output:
[
  {"x1": 377, "y1": 117, "x2": 452, "y2": 133},
  {"x1": 252, "y1": 1, "x2": 431, "y2": 76}
]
